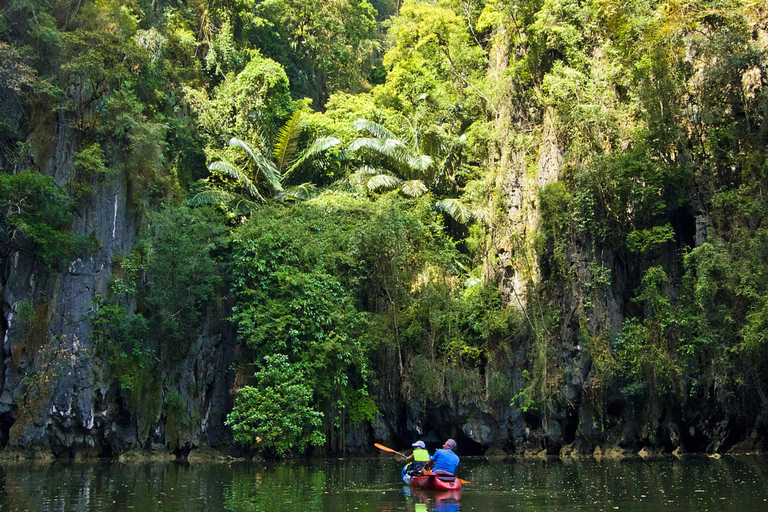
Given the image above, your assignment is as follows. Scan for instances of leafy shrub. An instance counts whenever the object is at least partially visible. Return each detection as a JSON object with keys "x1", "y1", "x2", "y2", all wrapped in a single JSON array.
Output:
[
  {"x1": 226, "y1": 354, "x2": 324, "y2": 456},
  {"x1": 0, "y1": 170, "x2": 79, "y2": 270},
  {"x1": 446, "y1": 366, "x2": 483, "y2": 403}
]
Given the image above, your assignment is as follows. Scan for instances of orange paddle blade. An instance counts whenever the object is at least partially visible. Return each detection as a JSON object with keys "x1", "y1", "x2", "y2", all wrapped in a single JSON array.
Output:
[{"x1": 374, "y1": 443, "x2": 407, "y2": 458}]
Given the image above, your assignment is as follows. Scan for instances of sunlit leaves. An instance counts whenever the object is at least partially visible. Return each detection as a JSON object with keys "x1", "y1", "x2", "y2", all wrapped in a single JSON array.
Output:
[
  {"x1": 228, "y1": 137, "x2": 283, "y2": 192},
  {"x1": 226, "y1": 354, "x2": 324, "y2": 456},
  {"x1": 251, "y1": 0, "x2": 378, "y2": 105},
  {"x1": 208, "y1": 160, "x2": 263, "y2": 201},
  {"x1": 435, "y1": 198, "x2": 473, "y2": 223},
  {"x1": 366, "y1": 173, "x2": 403, "y2": 192},
  {"x1": 401, "y1": 180, "x2": 428, "y2": 197},
  {"x1": 273, "y1": 109, "x2": 304, "y2": 174}
]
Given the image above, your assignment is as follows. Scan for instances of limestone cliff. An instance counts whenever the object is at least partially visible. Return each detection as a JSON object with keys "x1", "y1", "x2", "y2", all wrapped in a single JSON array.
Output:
[{"x1": 0, "y1": 111, "x2": 238, "y2": 457}]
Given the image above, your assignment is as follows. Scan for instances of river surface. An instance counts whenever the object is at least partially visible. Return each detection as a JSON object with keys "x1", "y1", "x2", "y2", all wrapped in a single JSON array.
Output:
[{"x1": 0, "y1": 455, "x2": 766, "y2": 511}]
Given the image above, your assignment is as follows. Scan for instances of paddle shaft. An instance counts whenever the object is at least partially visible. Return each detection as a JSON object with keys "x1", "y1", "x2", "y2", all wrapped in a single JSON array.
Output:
[{"x1": 374, "y1": 443, "x2": 407, "y2": 458}]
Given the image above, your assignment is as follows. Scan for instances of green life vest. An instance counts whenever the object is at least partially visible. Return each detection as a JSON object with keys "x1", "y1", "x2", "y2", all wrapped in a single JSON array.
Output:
[{"x1": 413, "y1": 448, "x2": 429, "y2": 462}]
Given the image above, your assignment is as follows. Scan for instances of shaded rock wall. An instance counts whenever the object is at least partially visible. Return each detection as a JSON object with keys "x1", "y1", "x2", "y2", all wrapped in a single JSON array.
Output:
[{"x1": 0, "y1": 110, "x2": 239, "y2": 457}]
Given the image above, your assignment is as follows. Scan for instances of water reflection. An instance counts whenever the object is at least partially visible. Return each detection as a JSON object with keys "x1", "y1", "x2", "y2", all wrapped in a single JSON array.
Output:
[{"x1": 0, "y1": 455, "x2": 767, "y2": 511}]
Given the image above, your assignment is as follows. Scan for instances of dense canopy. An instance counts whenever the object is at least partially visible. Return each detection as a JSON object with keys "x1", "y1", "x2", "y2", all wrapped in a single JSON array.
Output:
[{"x1": 1, "y1": 0, "x2": 767, "y2": 457}]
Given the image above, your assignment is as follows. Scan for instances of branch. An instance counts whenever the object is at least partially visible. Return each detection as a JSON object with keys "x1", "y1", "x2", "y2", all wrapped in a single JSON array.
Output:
[
  {"x1": 461, "y1": 2, "x2": 489, "y2": 64},
  {"x1": 439, "y1": 45, "x2": 498, "y2": 119}
]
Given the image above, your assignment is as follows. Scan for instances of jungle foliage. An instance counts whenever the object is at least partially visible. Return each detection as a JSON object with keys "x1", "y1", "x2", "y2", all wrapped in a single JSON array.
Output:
[{"x1": 2, "y1": 0, "x2": 767, "y2": 454}]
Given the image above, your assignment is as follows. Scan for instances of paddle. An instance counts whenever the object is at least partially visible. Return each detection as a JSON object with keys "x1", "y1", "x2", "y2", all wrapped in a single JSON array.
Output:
[{"x1": 374, "y1": 443, "x2": 407, "y2": 458}]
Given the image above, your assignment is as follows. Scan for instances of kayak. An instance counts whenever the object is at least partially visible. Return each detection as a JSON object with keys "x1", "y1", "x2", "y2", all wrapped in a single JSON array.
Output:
[
  {"x1": 409, "y1": 475, "x2": 461, "y2": 491},
  {"x1": 402, "y1": 466, "x2": 463, "y2": 490},
  {"x1": 409, "y1": 473, "x2": 463, "y2": 491}
]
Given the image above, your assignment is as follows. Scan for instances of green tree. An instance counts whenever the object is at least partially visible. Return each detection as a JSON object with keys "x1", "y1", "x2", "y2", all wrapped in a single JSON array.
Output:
[
  {"x1": 195, "y1": 110, "x2": 340, "y2": 215},
  {"x1": 226, "y1": 354, "x2": 324, "y2": 456},
  {"x1": 248, "y1": 0, "x2": 379, "y2": 106},
  {"x1": 0, "y1": 171, "x2": 78, "y2": 270}
]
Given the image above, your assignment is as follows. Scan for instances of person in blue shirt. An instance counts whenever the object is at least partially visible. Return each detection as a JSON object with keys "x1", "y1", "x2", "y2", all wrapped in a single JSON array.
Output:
[{"x1": 425, "y1": 438, "x2": 460, "y2": 476}]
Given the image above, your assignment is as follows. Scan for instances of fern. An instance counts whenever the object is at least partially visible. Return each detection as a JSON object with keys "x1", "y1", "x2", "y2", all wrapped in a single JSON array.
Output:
[{"x1": 273, "y1": 110, "x2": 304, "y2": 174}]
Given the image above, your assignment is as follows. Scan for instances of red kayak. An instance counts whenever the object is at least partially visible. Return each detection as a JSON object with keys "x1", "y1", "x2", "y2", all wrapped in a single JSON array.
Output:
[{"x1": 408, "y1": 473, "x2": 463, "y2": 491}]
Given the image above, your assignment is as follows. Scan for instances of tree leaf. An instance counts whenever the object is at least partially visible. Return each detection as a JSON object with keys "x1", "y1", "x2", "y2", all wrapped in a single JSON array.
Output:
[
  {"x1": 435, "y1": 198, "x2": 473, "y2": 223},
  {"x1": 208, "y1": 160, "x2": 264, "y2": 201},
  {"x1": 273, "y1": 110, "x2": 304, "y2": 174},
  {"x1": 401, "y1": 180, "x2": 428, "y2": 197},
  {"x1": 228, "y1": 137, "x2": 283, "y2": 192}
]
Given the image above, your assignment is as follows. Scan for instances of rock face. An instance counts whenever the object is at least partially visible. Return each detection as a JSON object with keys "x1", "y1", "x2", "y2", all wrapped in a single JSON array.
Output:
[
  {"x1": 1, "y1": 88, "x2": 765, "y2": 461},
  {"x1": 0, "y1": 113, "x2": 239, "y2": 457}
]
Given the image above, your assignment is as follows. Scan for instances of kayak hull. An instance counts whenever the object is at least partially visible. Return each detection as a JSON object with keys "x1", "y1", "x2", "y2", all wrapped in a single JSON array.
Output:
[{"x1": 408, "y1": 474, "x2": 463, "y2": 491}]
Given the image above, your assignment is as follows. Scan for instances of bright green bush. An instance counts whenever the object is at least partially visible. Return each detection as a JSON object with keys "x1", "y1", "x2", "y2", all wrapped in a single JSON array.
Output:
[{"x1": 226, "y1": 354, "x2": 324, "y2": 456}]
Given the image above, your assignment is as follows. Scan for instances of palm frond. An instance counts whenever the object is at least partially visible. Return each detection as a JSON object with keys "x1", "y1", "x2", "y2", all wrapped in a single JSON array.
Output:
[
  {"x1": 401, "y1": 180, "x2": 428, "y2": 197},
  {"x1": 473, "y1": 207, "x2": 492, "y2": 226},
  {"x1": 278, "y1": 183, "x2": 320, "y2": 201},
  {"x1": 352, "y1": 118, "x2": 396, "y2": 139},
  {"x1": 408, "y1": 154, "x2": 433, "y2": 173},
  {"x1": 367, "y1": 173, "x2": 402, "y2": 192},
  {"x1": 228, "y1": 137, "x2": 283, "y2": 192},
  {"x1": 232, "y1": 198, "x2": 260, "y2": 215},
  {"x1": 189, "y1": 188, "x2": 238, "y2": 206},
  {"x1": 273, "y1": 110, "x2": 304, "y2": 174},
  {"x1": 284, "y1": 136, "x2": 341, "y2": 179},
  {"x1": 190, "y1": 187, "x2": 260, "y2": 215},
  {"x1": 435, "y1": 198, "x2": 473, "y2": 224},
  {"x1": 354, "y1": 165, "x2": 383, "y2": 177},
  {"x1": 347, "y1": 137, "x2": 375, "y2": 153},
  {"x1": 208, "y1": 160, "x2": 264, "y2": 201},
  {"x1": 349, "y1": 137, "x2": 409, "y2": 164},
  {"x1": 343, "y1": 166, "x2": 382, "y2": 189},
  {"x1": 436, "y1": 134, "x2": 467, "y2": 185}
]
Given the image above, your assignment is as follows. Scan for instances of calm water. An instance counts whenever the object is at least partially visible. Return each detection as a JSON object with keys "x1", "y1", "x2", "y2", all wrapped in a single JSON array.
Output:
[{"x1": 0, "y1": 455, "x2": 766, "y2": 511}]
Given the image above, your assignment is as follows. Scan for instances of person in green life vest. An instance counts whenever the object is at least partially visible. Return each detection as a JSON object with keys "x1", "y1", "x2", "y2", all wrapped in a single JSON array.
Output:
[{"x1": 402, "y1": 440, "x2": 430, "y2": 483}]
